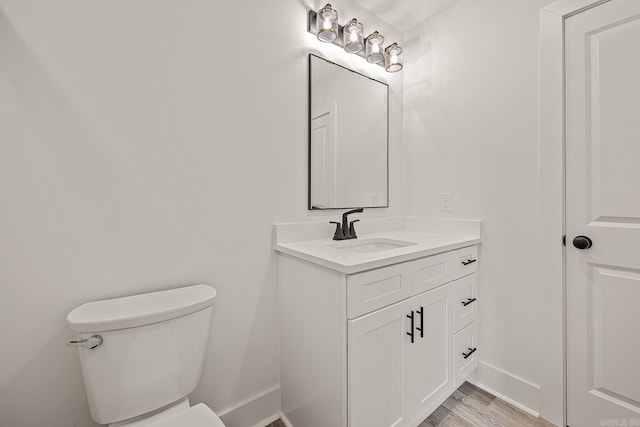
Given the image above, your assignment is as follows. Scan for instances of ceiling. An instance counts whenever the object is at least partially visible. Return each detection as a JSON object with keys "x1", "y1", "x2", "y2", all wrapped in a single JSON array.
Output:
[{"x1": 352, "y1": 0, "x2": 459, "y2": 33}]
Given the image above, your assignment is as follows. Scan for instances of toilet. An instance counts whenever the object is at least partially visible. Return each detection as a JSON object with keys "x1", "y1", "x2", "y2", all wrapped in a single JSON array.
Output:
[{"x1": 66, "y1": 284, "x2": 224, "y2": 426}]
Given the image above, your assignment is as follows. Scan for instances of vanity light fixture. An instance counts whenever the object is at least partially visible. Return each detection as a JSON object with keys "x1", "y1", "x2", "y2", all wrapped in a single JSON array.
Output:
[
  {"x1": 343, "y1": 18, "x2": 364, "y2": 54},
  {"x1": 308, "y1": 4, "x2": 403, "y2": 73},
  {"x1": 384, "y1": 43, "x2": 403, "y2": 72}
]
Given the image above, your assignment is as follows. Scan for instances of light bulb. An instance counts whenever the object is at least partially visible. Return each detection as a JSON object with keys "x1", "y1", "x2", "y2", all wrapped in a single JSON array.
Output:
[{"x1": 322, "y1": 16, "x2": 331, "y2": 30}]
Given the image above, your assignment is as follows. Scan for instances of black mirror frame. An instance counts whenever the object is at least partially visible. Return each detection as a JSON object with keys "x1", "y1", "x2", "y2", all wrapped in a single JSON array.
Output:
[{"x1": 308, "y1": 54, "x2": 390, "y2": 210}]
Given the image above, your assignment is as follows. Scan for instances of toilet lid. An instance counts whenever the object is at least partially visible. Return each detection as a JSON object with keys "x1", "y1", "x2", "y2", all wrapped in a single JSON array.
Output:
[{"x1": 147, "y1": 404, "x2": 225, "y2": 427}]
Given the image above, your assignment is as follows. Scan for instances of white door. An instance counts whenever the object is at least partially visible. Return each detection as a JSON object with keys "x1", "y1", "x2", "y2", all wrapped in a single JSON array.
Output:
[
  {"x1": 566, "y1": 1, "x2": 640, "y2": 425},
  {"x1": 310, "y1": 107, "x2": 336, "y2": 209},
  {"x1": 348, "y1": 299, "x2": 412, "y2": 427},
  {"x1": 410, "y1": 284, "x2": 454, "y2": 423}
]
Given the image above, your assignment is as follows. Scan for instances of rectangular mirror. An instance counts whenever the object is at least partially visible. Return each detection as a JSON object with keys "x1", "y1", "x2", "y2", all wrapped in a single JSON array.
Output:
[{"x1": 308, "y1": 54, "x2": 389, "y2": 210}]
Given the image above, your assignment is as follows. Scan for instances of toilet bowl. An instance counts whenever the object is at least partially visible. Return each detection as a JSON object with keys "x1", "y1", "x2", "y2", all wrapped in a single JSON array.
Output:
[{"x1": 67, "y1": 284, "x2": 224, "y2": 426}]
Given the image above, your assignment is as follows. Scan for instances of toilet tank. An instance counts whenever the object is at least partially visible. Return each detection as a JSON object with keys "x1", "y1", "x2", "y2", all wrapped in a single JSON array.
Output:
[{"x1": 67, "y1": 285, "x2": 217, "y2": 425}]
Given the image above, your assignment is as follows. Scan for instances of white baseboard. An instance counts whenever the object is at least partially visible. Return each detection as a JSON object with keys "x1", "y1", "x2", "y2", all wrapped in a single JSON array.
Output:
[
  {"x1": 470, "y1": 361, "x2": 542, "y2": 418},
  {"x1": 213, "y1": 365, "x2": 543, "y2": 427},
  {"x1": 217, "y1": 385, "x2": 281, "y2": 427},
  {"x1": 279, "y1": 412, "x2": 294, "y2": 427}
]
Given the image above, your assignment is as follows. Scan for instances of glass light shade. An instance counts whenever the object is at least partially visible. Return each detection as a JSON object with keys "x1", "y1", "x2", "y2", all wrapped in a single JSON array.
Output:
[
  {"x1": 384, "y1": 43, "x2": 403, "y2": 72},
  {"x1": 365, "y1": 31, "x2": 385, "y2": 64},
  {"x1": 343, "y1": 19, "x2": 364, "y2": 54},
  {"x1": 316, "y1": 4, "x2": 338, "y2": 43}
]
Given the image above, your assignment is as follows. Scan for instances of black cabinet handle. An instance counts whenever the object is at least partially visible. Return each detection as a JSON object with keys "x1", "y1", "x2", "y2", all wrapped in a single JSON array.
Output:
[
  {"x1": 461, "y1": 259, "x2": 477, "y2": 266},
  {"x1": 462, "y1": 347, "x2": 477, "y2": 359},
  {"x1": 461, "y1": 297, "x2": 477, "y2": 307},
  {"x1": 406, "y1": 311, "x2": 415, "y2": 343},
  {"x1": 416, "y1": 306, "x2": 424, "y2": 338}
]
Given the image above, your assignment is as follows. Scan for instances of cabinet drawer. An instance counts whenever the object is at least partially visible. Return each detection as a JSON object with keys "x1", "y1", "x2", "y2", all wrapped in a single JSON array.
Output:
[
  {"x1": 347, "y1": 263, "x2": 412, "y2": 319},
  {"x1": 451, "y1": 246, "x2": 478, "y2": 280},
  {"x1": 454, "y1": 274, "x2": 478, "y2": 332},
  {"x1": 411, "y1": 252, "x2": 452, "y2": 296},
  {"x1": 454, "y1": 321, "x2": 478, "y2": 385}
]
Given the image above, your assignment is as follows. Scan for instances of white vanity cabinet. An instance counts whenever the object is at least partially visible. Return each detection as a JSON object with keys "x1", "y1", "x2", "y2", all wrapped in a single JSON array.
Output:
[{"x1": 278, "y1": 244, "x2": 480, "y2": 427}]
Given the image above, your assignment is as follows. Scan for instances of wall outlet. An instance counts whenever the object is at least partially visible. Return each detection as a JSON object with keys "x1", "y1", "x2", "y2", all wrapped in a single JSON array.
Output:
[{"x1": 440, "y1": 193, "x2": 452, "y2": 212}]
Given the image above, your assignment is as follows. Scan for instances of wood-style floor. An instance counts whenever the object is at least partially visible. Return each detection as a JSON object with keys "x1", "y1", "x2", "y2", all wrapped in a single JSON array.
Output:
[
  {"x1": 419, "y1": 382, "x2": 554, "y2": 427},
  {"x1": 267, "y1": 382, "x2": 555, "y2": 427}
]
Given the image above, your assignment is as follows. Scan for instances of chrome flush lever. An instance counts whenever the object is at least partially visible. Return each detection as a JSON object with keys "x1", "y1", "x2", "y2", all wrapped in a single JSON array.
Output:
[{"x1": 67, "y1": 334, "x2": 103, "y2": 350}]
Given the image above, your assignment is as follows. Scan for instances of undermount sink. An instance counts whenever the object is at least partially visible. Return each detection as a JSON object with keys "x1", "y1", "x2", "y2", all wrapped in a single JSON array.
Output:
[{"x1": 327, "y1": 238, "x2": 417, "y2": 254}]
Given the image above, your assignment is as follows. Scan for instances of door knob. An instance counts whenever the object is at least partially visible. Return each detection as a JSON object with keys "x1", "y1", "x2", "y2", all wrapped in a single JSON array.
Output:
[{"x1": 572, "y1": 235, "x2": 593, "y2": 250}]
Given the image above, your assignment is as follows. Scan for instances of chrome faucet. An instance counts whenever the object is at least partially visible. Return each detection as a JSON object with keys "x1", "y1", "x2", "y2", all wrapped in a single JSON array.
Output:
[{"x1": 330, "y1": 208, "x2": 363, "y2": 240}]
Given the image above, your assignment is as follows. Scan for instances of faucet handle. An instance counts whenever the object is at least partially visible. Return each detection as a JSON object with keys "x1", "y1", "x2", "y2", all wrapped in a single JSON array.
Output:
[
  {"x1": 330, "y1": 221, "x2": 345, "y2": 240},
  {"x1": 349, "y1": 219, "x2": 360, "y2": 239}
]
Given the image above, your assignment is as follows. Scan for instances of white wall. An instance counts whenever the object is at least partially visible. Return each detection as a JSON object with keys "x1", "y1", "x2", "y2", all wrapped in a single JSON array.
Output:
[
  {"x1": 403, "y1": 0, "x2": 555, "y2": 418},
  {"x1": 0, "y1": 1, "x2": 403, "y2": 426}
]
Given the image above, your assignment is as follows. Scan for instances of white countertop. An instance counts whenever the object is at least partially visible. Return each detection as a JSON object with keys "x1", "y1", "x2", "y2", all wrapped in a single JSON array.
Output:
[{"x1": 273, "y1": 217, "x2": 481, "y2": 274}]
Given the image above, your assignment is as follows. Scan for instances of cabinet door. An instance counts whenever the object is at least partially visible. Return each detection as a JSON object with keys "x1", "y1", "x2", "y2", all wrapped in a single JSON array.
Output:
[
  {"x1": 348, "y1": 299, "x2": 412, "y2": 427},
  {"x1": 410, "y1": 284, "x2": 454, "y2": 423}
]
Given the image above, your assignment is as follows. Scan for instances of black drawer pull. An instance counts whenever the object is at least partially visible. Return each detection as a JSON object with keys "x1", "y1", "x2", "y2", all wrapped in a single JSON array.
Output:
[
  {"x1": 461, "y1": 259, "x2": 477, "y2": 266},
  {"x1": 407, "y1": 311, "x2": 415, "y2": 344},
  {"x1": 462, "y1": 347, "x2": 477, "y2": 359},
  {"x1": 461, "y1": 297, "x2": 477, "y2": 307},
  {"x1": 416, "y1": 306, "x2": 424, "y2": 338}
]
